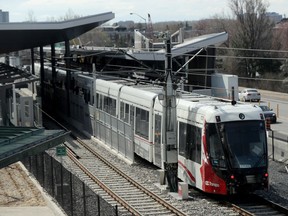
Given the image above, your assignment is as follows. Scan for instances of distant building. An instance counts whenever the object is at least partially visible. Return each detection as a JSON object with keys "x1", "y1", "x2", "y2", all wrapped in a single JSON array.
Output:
[
  {"x1": 266, "y1": 12, "x2": 282, "y2": 24},
  {"x1": 0, "y1": 9, "x2": 9, "y2": 23}
]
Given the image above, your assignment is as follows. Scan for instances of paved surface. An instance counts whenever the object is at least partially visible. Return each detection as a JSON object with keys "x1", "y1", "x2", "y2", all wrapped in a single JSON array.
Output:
[
  {"x1": 0, "y1": 162, "x2": 66, "y2": 216},
  {"x1": 0, "y1": 206, "x2": 56, "y2": 216}
]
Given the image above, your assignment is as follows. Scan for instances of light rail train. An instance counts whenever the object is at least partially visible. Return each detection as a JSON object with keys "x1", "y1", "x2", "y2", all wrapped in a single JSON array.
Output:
[{"x1": 40, "y1": 65, "x2": 269, "y2": 195}]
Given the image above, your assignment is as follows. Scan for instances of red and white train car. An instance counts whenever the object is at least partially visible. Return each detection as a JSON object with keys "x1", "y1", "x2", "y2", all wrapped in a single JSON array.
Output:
[
  {"x1": 93, "y1": 77, "x2": 269, "y2": 195},
  {"x1": 43, "y1": 70, "x2": 269, "y2": 195}
]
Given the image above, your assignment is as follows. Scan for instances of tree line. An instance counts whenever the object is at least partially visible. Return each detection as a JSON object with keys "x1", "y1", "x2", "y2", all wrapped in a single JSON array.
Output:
[
  {"x1": 83, "y1": 0, "x2": 288, "y2": 92},
  {"x1": 26, "y1": 0, "x2": 288, "y2": 92}
]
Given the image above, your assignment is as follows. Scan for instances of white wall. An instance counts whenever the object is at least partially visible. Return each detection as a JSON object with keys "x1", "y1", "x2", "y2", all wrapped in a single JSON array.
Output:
[{"x1": 211, "y1": 73, "x2": 239, "y2": 100}]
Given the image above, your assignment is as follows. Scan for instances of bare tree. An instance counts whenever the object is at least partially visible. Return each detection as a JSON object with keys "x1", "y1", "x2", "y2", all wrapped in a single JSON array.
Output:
[
  {"x1": 229, "y1": 0, "x2": 280, "y2": 78},
  {"x1": 26, "y1": 10, "x2": 37, "y2": 22},
  {"x1": 60, "y1": 9, "x2": 81, "y2": 21}
]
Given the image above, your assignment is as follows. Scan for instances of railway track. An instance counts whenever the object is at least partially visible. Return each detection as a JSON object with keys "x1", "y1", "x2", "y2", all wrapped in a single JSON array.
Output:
[
  {"x1": 44, "y1": 117, "x2": 288, "y2": 215},
  {"x1": 228, "y1": 194, "x2": 288, "y2": 216},
  {"x1": 64, "y1": 135, "x2": 187, "y2": 216}
]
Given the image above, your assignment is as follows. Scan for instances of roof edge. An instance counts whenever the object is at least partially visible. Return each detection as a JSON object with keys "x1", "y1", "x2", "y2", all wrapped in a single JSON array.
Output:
[{"x1": 0, "y1": 12, "x2": 115, "y2": 30}]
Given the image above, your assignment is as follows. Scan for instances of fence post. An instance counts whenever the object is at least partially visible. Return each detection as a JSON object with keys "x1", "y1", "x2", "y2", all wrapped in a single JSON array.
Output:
[
  {"x1": 29, "y1": 156, "x2": 32, "y2": 171},
  {"x1": 83, "y1": 182, "x2": 87, "y2": 216},
  {"x1": 277, "y1": 104, "x2": 279, "y2": 118},
  {"x1": 61, "y1": 163, "x2": 64, "y2": 205},
  {"x1": 115, "y1": 205, "x2": 118, "y2": 216},
  {"x1": 266, "y1": 118, "x2": 271, "y2": 131},
  {"x1": 51, "y1": 156, "x2": 55, "y2": 197},
  {"x1": 272, "y1": 130, "x2": 275, "y2": 161},
  {"x1": 97, "y1": 195, "x2": 101, "y2": 216},
  {"x1": 42, "y1": 153, "x2": 45, "y2": 187},
  {"x1": 36, "y1": 155, "x2": 39, "y2": 179},
  {"x1": 70, "y1": 172, "x2": 74, "y2": 216}
]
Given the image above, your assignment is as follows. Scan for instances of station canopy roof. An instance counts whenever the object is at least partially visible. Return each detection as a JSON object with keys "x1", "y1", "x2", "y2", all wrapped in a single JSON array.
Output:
[
  {"x1": 0, "y1": 12, "x2": 111, "y2": 168},
  {"x1": 0, "y1": 12, "x2": 115, "y2": 54},
  {"x1": 0, "y1": 126, "x2": 69, "y2": 169},
  {"x1": 0, "y1": 63, "x2": 39, "y2": 87}
]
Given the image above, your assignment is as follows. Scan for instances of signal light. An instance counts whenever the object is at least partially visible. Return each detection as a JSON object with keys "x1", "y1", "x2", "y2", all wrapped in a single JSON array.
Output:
[
  {"x1": 264, "y1": 173, "x2": 268, "y2": 177},
  {"x1": 230, "y1": 175, "x2": 235, "y2": 180}
]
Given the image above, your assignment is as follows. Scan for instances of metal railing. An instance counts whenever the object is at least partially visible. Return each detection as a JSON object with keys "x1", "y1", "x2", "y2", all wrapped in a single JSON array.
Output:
[{"x1": 22, "y1": 152, "x2": 118, "y2": 216}]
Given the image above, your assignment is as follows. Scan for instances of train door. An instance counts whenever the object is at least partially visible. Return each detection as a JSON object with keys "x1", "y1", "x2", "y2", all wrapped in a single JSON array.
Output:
[{"x1": 154, "y1": 113, "x2": 162, "y2": 167}]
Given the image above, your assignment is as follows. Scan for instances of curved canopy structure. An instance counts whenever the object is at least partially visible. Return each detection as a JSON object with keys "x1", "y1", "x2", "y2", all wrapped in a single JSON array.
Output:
[{"x1": 0, "y1": 12, "x2": 115, "y2": 54}]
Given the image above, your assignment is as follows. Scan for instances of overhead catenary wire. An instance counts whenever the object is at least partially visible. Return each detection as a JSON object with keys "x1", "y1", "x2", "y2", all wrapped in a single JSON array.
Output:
[
  {"x1": 49, "y1": 61, "x2": 286, "y2": 87},
  {"x1": 33, "y1": 44, "x2": 288, "y2": 72},
  {"x1": 37, "y1": 60, "x2": 286, "y2": 100},
  {"x1": 42, "y1": 48, "x2": 287, "y2": 83},
  {"x1": 33, "y1": 40, "x2": 288, "y2": 60},
  {"x1": 31, "y1": 41, "x2": 288, "y2": 87}
]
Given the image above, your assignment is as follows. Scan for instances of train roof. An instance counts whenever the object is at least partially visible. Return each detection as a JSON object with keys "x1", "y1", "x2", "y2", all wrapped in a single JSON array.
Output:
[
  {"x1": 79, "y1": 74, "x2": 237, "y2": 104},
  {"x1": 77, "y1": 74, "x2": 264, "y2": 122}
]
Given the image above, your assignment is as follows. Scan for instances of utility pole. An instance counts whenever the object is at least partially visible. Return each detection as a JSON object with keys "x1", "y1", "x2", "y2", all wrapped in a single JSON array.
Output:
[{"x1": 162, "y1": 33, "x2": 178, "y2": 192}]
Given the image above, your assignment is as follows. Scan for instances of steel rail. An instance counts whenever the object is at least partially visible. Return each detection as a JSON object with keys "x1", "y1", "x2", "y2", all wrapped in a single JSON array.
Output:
[
  {"x1": 227, "y1": 194, "x2": 288, "y2": 216},
  {"x1": 66, "y1": 147, "x2": 142, "y2": 216},
  {"x1": 74, "y1": 136, "x2": 187, "y2": 216}
]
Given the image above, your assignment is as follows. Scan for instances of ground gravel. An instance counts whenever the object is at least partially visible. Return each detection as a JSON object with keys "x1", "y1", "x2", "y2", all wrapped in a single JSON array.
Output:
[
  {"x1": 0, "y1": 163, "x2": 46, "y2": 207},
  {"x1": 1, "y1": 141, "x2": 287, "y2": 215},
  {"x1": 256, "y1": 159, "x2": 288, "y2": 208},
  {"x1": 81, "y1": 138, "x2": 288, "y2": 215}
]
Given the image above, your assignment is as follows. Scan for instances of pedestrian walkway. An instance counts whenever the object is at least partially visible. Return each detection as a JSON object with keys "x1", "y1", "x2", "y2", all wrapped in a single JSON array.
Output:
[
  {"x1": 0, "y1": 206, "x2": 57, "y2": 216},
  {"x1": 0, "y1": 162, "x2": 66, "y2": 216}
]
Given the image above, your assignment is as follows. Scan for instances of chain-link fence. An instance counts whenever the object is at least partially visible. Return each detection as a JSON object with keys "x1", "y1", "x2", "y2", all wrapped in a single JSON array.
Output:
[{"x1": 22, "y1": 152, "x2": 119, "y2": 216}]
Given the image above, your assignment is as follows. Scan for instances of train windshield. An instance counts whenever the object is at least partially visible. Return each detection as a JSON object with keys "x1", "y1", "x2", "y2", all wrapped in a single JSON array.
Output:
[{"x1": 206, "y1": 121, "x2": 267, "y2": 169}]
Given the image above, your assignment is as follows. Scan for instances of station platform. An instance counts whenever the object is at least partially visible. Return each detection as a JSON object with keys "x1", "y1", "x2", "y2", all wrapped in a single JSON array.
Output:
[{"x1": 0, "y1": 126, "x2": 69, "y2": 169}]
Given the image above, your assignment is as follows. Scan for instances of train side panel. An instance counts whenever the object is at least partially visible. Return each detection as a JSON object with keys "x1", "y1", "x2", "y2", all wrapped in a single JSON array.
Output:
[
  {"x1": 175, "y1": 100, "x2": 206, "y2": 191},
  {"x1": 120, "y1": 86, "x2": 157, "y2": 162},
  {"x1": 41, "y1": 69, "x2": 268, "y2": 196}
]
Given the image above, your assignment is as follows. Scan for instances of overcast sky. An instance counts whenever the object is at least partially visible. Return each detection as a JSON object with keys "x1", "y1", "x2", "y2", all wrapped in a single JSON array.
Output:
[{"x1": 1, "y1": 0, "x2": 287, "y2": 23}]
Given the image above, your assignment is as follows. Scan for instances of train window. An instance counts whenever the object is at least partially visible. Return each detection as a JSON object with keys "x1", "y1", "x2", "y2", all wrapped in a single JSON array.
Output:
[
  {"x1": 188, "y1": 124, "x2": 197, "y2": 162},
  {"x1": 103, "y1": 96, "x2": 116, "y2": 116},
  {"x1": 135, "y1": 107, "x2": 149, "y2": 139},
  {"x1": 120, "y1": 102, "x2": 129, "y2": 123},
  {"x1": 98, "y1": 94, "x2": 103, "y2": 110},
  {"x1": 111, "y1": 98, "x2": 116, "y2": 116},
  {"x1": 120, "y1": 102, "x2": 125, "y2": 120},
  {"x1": 125, "y1": 103, "x2": 129, "y2": 123},
  {"x1": 195, "y1": 127, "x2": 201, "y2": 163},
  {"x1": 104, "y1": 96, "x2": 109, "y2": 113},
  {"x1": 141, "y1": 109, "x2": 148, "y2": 121},
  {"x1": 130, "y1": 105, "x2": 134, "y2": 125},
  {"x1": 154, "y1": 114, "x2": 162, "y2": 166},
  {"x1": 95, "y1": 93, "x2": 99, "y2": 108},
  {"x1": 179, "y1": 122, "x2": 187, "y2": 157},
  {"x1": 206, "y1": 124, "x2": 226, "y2": 168},
  {"x1": 179, "y1": 122, "x2": 201, "y2": 163},
  {"x1": 224, "y1": 121, "x2": 267, "y2": 168}
]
